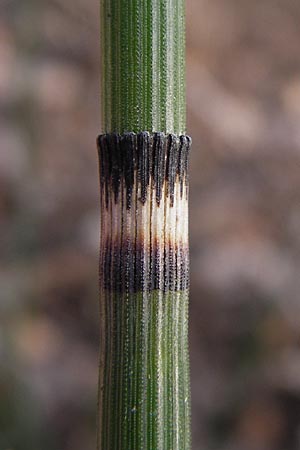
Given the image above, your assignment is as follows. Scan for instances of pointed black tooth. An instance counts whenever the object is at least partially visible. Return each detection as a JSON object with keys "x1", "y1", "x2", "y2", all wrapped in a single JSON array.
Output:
[{"x1": 97, "y1": 131, "x2": 191, "y2": 210}]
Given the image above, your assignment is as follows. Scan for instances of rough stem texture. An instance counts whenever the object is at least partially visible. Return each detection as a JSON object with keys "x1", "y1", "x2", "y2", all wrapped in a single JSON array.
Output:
[
  {"x1": 100, "y1": 0, "x2": 186, "y2": 134},
  {"x1": 99, "y1": 0, "x2": 190, "y2": 448},
  {"x1": 97, "y1": 133, "x2": 191, "y2": 449}
]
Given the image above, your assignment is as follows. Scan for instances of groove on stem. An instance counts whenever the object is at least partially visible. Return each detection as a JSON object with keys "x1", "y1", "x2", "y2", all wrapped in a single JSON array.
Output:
[{"x1": 100, "y1": 0, "x2": 186, "y2": 134}]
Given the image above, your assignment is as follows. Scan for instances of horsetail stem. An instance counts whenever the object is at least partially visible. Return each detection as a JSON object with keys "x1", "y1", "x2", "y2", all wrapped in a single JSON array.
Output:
[
  {"x1": 97, "y1": 2, "x2": 191, "y2": 449},
  {"x1": 100, "y1": 0, "x2": 186, "y2": 134}
]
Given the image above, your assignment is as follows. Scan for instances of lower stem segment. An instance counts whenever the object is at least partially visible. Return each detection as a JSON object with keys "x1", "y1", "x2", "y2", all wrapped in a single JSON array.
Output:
[{"x1": 97, "y1": 132, "x2": 191, "y2": 450}]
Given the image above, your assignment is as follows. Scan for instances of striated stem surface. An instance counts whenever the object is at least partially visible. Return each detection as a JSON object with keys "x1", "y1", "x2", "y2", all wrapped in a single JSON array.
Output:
[
  {"x1": 99, "y1": 0, "x2": 190, "y2": 447},
  {"x1": 100, "y1": 0, "x2": 186, "y2": 134},
  {"x1": 97, "y1": 132, "x2": 191, "y2": 449}
]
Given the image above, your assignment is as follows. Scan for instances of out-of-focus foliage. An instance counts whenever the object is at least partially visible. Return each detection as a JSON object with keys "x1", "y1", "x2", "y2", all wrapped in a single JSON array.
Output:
[{"x1": 1, "y1": 0, "x2": 300, "y2": 449}]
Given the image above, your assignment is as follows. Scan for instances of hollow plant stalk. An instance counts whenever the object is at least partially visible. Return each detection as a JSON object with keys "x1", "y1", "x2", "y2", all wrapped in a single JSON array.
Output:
[{"x1": 97, "y1": 1, "x2": 191, "y2": 449}]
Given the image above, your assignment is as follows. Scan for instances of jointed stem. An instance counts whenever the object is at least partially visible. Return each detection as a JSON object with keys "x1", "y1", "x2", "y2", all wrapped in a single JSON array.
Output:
[{"x1": 98, "y1": 1, "x2": 191, "y2": 448}]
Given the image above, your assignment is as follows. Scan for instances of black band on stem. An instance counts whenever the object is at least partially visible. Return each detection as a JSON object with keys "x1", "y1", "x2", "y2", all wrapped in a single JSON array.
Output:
[{"x1": 97, "y1": 132, "x2": 191, "y2": 209}]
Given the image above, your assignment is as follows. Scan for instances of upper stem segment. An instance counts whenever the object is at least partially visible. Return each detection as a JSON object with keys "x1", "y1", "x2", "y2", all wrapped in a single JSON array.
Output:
[{"x1": 100, "y1": 0, "x2": 186, "y2": 134}]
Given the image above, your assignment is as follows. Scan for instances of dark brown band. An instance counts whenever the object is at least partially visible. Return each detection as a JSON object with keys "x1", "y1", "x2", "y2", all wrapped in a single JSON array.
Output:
[{"x1": 100, "y1": 242, "x2": 189, "y2": 293}]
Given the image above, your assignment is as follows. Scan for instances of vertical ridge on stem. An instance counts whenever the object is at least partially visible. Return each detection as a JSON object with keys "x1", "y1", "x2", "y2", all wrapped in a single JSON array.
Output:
[{"x1": 100, "y1": 0, "x2": 186, "y2": 134}]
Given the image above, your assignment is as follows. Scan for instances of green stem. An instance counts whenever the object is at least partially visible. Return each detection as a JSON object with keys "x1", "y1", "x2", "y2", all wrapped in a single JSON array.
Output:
[
  {"x1": 100, "y1": 290, "x2": 190, "y2": 449},
  {"x1": 100, "y1": 0, "x2": 186, "y2": 134},
  {"x1": 98, "y1": 1, "x2": 190, "y2": 449}
]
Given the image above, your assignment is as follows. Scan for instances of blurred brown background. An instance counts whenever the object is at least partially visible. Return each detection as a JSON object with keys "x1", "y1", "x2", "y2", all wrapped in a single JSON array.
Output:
[{"x1": 1, "y1": 0, "x2": 300, "y2": 449}]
